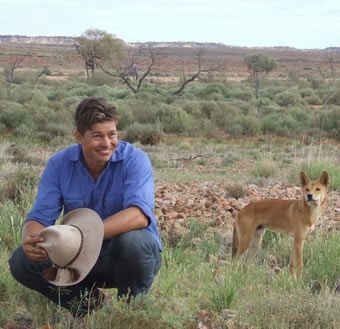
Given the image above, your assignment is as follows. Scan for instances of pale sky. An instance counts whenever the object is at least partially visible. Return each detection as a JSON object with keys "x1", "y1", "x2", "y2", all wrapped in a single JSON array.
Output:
[{"x1": 1, "y1": 0, "x2": 339, "y2": 49}]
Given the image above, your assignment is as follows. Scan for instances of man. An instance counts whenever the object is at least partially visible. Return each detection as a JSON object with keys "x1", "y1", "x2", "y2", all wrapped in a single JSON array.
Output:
[{"x1": 9, "y1": 97, "x2": 162, "y2": 317}]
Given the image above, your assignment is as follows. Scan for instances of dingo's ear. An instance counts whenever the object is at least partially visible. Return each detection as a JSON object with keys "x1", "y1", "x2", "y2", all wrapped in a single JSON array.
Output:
[
  {"x1": 319, "y1": 171, "x2": 330, "y2": 187},
  {"x1": 300, "y1": 171, "x2": 309, "y2": 187}
]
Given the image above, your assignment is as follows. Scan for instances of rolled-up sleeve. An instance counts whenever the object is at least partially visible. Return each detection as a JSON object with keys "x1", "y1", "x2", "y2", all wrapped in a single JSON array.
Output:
[
  {"x1": 25, "y1": 157, "x2": 62, "y2": 226},
  {"x1": 122, "y1": 149, "x2": 155, "y2": 225}
]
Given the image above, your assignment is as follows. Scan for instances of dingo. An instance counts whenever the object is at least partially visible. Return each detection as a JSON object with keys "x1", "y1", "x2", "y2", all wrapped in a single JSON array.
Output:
[{"x1": 232, "y1": 171, "x2": 330, "y2": 276}]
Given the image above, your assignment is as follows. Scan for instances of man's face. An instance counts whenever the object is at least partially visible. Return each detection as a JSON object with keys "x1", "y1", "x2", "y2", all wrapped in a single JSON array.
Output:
[{"x1": 74, "y1": 121, "x2": 118, "y2": 171}]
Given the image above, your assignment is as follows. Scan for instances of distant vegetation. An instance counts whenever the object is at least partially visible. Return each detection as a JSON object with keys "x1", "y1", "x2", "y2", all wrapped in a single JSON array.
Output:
[{"x1": 0, "y1": 65, "x2": 339, "y2": 144}]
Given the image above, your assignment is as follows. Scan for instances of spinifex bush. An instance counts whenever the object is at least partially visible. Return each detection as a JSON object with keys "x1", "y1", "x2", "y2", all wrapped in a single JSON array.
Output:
[
  {"x1": 225, "y1": 183, "x2": 246, "y2": 199},
  {"x1": 252, "y1": 159, "x2": 277, "y2": 178}
]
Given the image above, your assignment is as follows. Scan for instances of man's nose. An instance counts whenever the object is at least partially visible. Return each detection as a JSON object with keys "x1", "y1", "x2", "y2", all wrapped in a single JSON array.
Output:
[{"x1": 101, "y1": 136, "x2": 111, "y2": 147}]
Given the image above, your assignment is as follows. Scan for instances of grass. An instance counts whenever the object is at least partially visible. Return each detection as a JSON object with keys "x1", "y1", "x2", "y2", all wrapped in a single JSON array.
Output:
[{"x1": 0, "y1": 136, "x2": 339, "y2": 328}]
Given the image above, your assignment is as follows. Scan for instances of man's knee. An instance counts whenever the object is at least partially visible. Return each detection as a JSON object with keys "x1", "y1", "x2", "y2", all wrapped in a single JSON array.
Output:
[
  {"x1": 9, "y1": 246, "x2": 27, "y2": 283},
  {"x1": 9, "y1": 246, "x2": 49, "y2": 287},
  {"x1": 114, "y1": 230, "x2": 157, "y2": 258}
]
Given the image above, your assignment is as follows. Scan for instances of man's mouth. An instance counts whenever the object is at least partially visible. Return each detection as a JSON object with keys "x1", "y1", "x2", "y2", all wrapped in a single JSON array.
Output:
[{"x1": 97, "y1": 149, "x2": 112, "y2": 156}]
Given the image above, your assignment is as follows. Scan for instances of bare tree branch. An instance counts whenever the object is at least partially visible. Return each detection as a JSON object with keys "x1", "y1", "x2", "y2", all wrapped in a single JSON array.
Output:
[
  {"x1": 318, "y1": 48, "x2": 337, "y2": 104},
  {"x1": 172, "y1": 48, "x2": 222, "y2": 96},
  {"x1": 100, "y1": 43, "x2": 158, "y2": 94}
]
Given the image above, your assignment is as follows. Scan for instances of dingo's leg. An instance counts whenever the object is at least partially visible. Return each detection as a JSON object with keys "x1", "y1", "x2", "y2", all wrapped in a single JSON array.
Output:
[
  {"x1": 235, "y1": 227, "x2": 257, "y2": 259},
  {"x1": 289, "y1": 233, "x2": 305, "y2": 277},
  {"x1": 246, "y1": 227, "x2": 265, "y2": 263}
]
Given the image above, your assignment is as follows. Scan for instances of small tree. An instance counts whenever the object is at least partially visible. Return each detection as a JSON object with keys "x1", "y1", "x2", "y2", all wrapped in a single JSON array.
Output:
[
  {"x1": 4, "y1": 54, "x2": 25, "y2": 98},
  {"x1": 100, "y1": 43, "x2": 158, "y2": 94},
  {"x1": 318, "y1": 48, "x2": 337, "y2": 105},
  {"x1": 245, "y1": 53, "x2": 278, "y2": 99},
  {"x1": 172, "y1": 48, "x2": 224, "y2": 96},
  {"x1": 74, "y1": 29, "x2": 125, "y2": 79}
]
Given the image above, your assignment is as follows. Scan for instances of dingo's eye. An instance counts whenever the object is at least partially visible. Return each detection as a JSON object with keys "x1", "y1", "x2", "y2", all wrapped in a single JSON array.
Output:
[
  {"x1": 305, "y1": 188, "x2": 309, "y2": 192},
  {"x1": 316, "y1": 188, "x2": 320, "y2": 191}
]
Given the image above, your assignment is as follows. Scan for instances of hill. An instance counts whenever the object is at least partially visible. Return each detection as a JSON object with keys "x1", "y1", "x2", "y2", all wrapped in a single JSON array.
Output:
[{"x1": 0, "y1": 35, "x2": 338, "y2": 80}]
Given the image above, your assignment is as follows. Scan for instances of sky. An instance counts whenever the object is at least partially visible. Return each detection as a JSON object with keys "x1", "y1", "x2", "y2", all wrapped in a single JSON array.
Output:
[{"x1": 1, "y1": 0, "x2": 339, "y2": 49}]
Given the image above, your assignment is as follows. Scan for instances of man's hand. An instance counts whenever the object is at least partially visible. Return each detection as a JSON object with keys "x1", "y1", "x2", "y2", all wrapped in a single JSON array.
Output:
[
  {"x1": 23, "y1": 233, "x2": 48, "y2": 261},
  {"x1": 22, "y1": 221, "x2": 49, "y2": 261}
]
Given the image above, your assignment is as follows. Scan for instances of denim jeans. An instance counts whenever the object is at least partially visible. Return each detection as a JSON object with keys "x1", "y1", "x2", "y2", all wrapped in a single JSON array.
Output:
[{"x1": 9, "y1": 229, "x2": 161, "y2": 317}]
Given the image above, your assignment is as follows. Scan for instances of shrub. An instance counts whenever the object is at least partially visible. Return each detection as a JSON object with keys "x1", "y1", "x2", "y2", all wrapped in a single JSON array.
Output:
[
  {"x1": 299, "y1": 88, "x2": 315, "y2": 98},
  {"x1": 226, "y1": 183, "x2": 246, "y2": 199},
  {"x1": 195, "y1": 83, "x2": 229, "y2": 99},
  {"x1": 123, "y1": 122, "x2": 163, "y2": 145},
  {"x1": 0, "y1": 102, "x2": 33, "y2": 130},
  {"x1": 63, "y1": 96, "x2": 82, "y2": 110},
  {"x1": 327, "y1": 89, "x2": 340, "y2": 105},
  {"x1": 158, "y1": 105, "x2": 191, "y2": 134},
  {"x1": 47, "y1": 90, "x2": 66, "y2": 102},
  {"x1": 121, "y1": 99, "x2": 159, "y2": 124},
  {"x1": 312, "y1": 106, "x2": 340, "y2": 138},
  {"x1": 304, "y1": 94, "x2": 322, "y2": 105},
  {"x1": 199, "y1": 101, "x2": 219, "y2": 119},
  {"x1": 13, "y1": 84, "x2": 33, "y2": 104},
  {"x1": 262, "y1": 113, "x2": 281, "y2": 134},
  {"x1": 0, "y1": 167, "x2": 39, "y2": 203},
  {"x1": 308, "y1": 76, "x2": 326, "y2": 89},
  {"x1": 230, "y1": 87, "x2": 253, "y2": 101},
  {"x1": 12, "y1": 70, "x2": 37, "y2": 84},
  {"x1": 87, "y1": 72, "x2": 118, "y2": 86},
  {"x1": 182, "y1": 101, "x2": 202, "y2": 117},
  {"x1": 44, "y1": 121, "x2": 71, "y2": 137},
  {"x1": 117, "y1": 106, "x2": 134, "y2": 130},
  {"x1": 65, "y1": 83, "x2": 90, "y2": 97},
  {"x1": 239, "y1": 115, "x2": 261, "y2": 136},
  {"x1": 112, "y1": 89, "x2": 131, "y2": 100},
  {"x1": 274, "y1": 90, "x2": 301, "y2": 106},
  {"x1": 252, "y1": 159, "x2": 277, "y2": 178},
  {"x1": 288, "y1": 107, "x2": 310, "y2": 127}
]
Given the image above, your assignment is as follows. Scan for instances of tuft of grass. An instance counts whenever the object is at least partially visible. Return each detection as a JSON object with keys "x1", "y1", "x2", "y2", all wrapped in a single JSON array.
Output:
[
  {"x1": 0, "y1": 166, "x2": 39, "y2": 204},
  {"x1": 252, "y1": 159, "x2": 277, "y2": 178},
  {"x1": 225, "y1": 183, "x2": 246, "y2": 199}
]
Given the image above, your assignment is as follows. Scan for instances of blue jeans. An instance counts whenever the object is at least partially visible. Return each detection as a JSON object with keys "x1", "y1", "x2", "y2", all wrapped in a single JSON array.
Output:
[{"x1": 9, "y1": 229, "x2": 161, "y2": 317}]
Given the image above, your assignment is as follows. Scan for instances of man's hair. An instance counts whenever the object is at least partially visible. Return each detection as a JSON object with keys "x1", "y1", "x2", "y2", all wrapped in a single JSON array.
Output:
[{"x1": 74, "y1": 97, "x2": 119, "y2": 135}]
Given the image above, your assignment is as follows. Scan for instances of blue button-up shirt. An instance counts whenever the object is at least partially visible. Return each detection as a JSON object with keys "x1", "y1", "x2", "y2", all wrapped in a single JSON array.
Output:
[{"x1": 26, "y1": 141, "x2": 162, "y2": 250}]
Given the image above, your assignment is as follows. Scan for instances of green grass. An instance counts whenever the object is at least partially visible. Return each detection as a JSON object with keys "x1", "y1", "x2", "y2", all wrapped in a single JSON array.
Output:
[{"x1": 0, "y1": 137, "x2": 339, "y2": 328}]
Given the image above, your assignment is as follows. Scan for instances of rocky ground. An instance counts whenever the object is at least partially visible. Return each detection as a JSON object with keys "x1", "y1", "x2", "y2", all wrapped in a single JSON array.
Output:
[{"x1": 155, "y1": 179, "x2": 340, "y2": 247}]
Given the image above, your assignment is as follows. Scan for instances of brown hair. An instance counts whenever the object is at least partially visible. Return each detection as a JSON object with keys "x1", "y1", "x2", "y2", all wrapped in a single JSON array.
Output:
[{"x1": 74, "y1": 97, "x2": 119, "y2": 135}]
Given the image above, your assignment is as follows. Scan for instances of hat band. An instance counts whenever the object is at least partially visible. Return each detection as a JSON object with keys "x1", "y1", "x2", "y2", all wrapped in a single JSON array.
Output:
[{"x1": 54, "y1": 224, "x2": 84, "y2": 269}]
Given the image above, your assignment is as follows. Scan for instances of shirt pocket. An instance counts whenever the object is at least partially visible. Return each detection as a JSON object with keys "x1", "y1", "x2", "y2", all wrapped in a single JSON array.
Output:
[
  {"x1": 103, "y1": 194, "x2": 123, "y2": 217},
  {"x1": 63, "y1": 199, "x2": 84, "y2": 213}
]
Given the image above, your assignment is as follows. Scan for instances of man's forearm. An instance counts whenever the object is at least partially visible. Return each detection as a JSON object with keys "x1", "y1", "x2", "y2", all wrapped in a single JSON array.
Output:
[
  {"x1": 103, "y1": 206, "x2": 148, "y2": 240},
  {"x1": 22, "y1": 220, "x2": 46, "y2": 240}
]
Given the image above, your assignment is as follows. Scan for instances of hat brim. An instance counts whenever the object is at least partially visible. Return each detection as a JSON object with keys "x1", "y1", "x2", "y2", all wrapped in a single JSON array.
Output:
[{"x1": 48, "y1": 208, "x2": 104, "y2": 286}]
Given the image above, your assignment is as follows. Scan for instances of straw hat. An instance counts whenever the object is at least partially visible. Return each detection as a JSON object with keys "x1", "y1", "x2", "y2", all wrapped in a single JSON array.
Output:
[{"x1": 37, "y1": 208, "x2": 104, "y2": 286}]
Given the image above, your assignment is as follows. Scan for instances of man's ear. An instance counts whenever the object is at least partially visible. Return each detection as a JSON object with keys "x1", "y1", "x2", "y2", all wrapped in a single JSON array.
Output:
[
  {"x1": 300, "y1": 171, "x2": 310, "y2": 187},
  {"x1": 74, "y1": 131, "x2": 82, "y2": 144}
]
